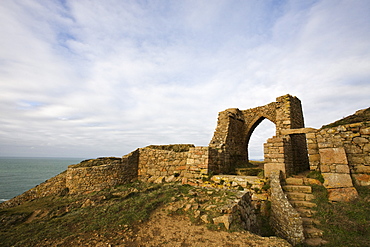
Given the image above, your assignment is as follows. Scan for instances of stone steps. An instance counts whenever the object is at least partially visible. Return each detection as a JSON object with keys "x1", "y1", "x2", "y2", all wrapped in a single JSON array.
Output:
[
  {"x1": 302, "y1": 217, "x2": 321, "y2": 227},
  {"x1": 304, "y1": 227, "x2": 324, "y2": 238},
  {"x1": 296, "y1": 208, "x2": 317, "y2": 218},
  {"x1": 283, "y1": 176, "x2": 326, "y2": 246},
  {"x1": 290, "y1": 200, "x2": 317, "y2": 208},
  {"x1": 286, "y1": 192, "x2": 315, "y2": 201},
  {"x1": 282, "y1": 185, "x2": 312, "y2": 193}
]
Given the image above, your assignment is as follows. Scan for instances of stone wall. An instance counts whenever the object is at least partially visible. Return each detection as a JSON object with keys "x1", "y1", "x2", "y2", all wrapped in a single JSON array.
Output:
[
  {"x1": 138, "y1": 145, "x2": 210, "y2": 182},
  {"x1": 66, "y1": 152, "x2": 139, "y2": 194},
  {"x1": 264, "y1": 136, "x2": 293, "y2": 178},
  {"x1": 220, "y1": 191, "x2": 261, "y2": 234},
  {"x1": 138, "y1": 147, "x2": 188, "y2": 180},
  {"x1": 269, "y1": 170, "x2": 304, "y2": 245},
  {"x1": 209, "y1": 108, "x2": 246, "y2": 173},
  {"x1": 187, "y1": 146, "x2": 210, "y2": 177},
  {"x1": 299, "y1": 122, "x2": 369, "y2": 201},
  {"x1": 316, "y1": 122, "x2": 370, "y2": 186}
]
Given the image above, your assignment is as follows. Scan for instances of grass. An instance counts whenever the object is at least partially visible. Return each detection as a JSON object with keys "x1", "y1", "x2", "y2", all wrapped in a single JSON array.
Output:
[
  {"x1": 0, "y1": 181, "x2": 179, "y2": 246},
  {"x1": 0, "y1": 181, "x2": 253, "y2": 246},
  {"x1": 311, "y1": 184, "x2": 370, "y2": 246},
  {"x1": 322, "y1": 107, "x2": 370, "y2": 128},
  {"x1": 307, "y1": 170, "x2": 325, "y2": 184}
]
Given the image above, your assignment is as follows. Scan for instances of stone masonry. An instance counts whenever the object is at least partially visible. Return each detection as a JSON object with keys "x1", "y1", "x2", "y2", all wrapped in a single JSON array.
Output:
[
  {"x1": 210, "y1": 94, "x2": 309, "y2": 177},
  {"x1": 269, "y1": 170, "x2": 304, "y2": 245}
]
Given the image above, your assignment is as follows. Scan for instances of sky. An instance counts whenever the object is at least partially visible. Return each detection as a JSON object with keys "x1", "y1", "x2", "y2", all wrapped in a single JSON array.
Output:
[{"x1": 0, "y1": 0, "x2": 369, "y2": 159}]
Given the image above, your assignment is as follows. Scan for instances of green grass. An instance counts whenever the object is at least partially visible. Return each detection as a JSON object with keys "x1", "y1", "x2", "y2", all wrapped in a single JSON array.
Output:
[
  {"x1": 307, "y1": 170, "x2": 325, "y2": 184},
  {"x1": 312, "y1": 185, "x2": 370, "y2": 246},
  {"x1": 0, "y1": 181, "x2": 253, "y2": 246},
  {"x1": 0, "y1": 181, "x2": 179, "y2": 246}
]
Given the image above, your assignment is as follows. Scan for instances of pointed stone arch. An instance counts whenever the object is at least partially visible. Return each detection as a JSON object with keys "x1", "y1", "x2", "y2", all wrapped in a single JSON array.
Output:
[
  {"x1": 244, "y1": 116, "x2": 275, "y2": 159},
  {"x1": 209, "y1": 94, "x2": 309, "y2": 177}
]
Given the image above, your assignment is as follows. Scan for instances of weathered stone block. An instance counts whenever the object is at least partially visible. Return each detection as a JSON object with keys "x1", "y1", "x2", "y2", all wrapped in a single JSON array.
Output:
[
  {"x1": 322, "y1": 173, "x2": 353, "y2": 188},
  {"x1": 352, "y1": 174, "x2": 370, "y2": 186},
  {"x1": 345, "y1": 145, "x2": 363, "y2": 154},
  {"x1": 285, "y1": 177, "x2": 303, "y2": 185},
  {"x1": 360, "y1": 128, "x2": 370, "y2": 135},
  {"x1": 264, "y1": 163, "x2": 286, "y2": 178},
  {"x1": 319, "y1": 147, "x2": 348, "y2": 165},
  {"x1": 307, "y1": 149, "x2": 317, "y2": 156},
  {"x1": 320, "y1": 165, "x2": 330, "y2": 173},
  {"x1": 327, "y1": 187, "x2": 358, "y2": 202},
  {"x1": 364, "y1": 155, "x2": 370, "y2": 163},
  {"x1": 307, "y1": 143, "x2": 318, "y2": 149},
  {"x1": 348, "y1": 155, "x2": 365, "y2": 164},
  {"x1": 213, "y1": 214, "x2": 232, "y2": 230},
  {"x1": 335, "y1": 164, "x2": 350, "y2": 173},
  {"x1": 306, "y1": 132, "x2": 317, "y2": 139},
  {"x1": 308, "y1": 154, "x2": 320, "y2": 162},
  {"x1": 354, "y1": 165, "x2": 370, "y2": 173},
  {"x1": 363, "y1": 144, "x2": 370, "y2": 152},
  {"x1": 318, "y1": 142, "x2": 334, "y2": 148},
  {"x1": 353, "y1": 137, "x2": 369, "y2": 144}
]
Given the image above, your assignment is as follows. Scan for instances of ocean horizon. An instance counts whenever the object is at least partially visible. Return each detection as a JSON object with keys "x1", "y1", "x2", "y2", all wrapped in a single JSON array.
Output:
[{"x1": 0, "y1": 157, "x2": 86, "y2": 202}]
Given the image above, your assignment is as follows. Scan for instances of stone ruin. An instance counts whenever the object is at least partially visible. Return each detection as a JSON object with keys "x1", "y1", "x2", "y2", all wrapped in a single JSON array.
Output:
[
  {"x1": 209, "y1": 94, "x2": 309, "y2": 176},
  {"x1": 2, "y1": 94, "x2": 369, "y2": 245}
]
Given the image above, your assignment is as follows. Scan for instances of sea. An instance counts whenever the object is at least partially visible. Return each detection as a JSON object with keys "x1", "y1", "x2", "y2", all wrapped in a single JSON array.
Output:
[{"x1": 0, "y1": 157, "x2": 85, "y2": 203}]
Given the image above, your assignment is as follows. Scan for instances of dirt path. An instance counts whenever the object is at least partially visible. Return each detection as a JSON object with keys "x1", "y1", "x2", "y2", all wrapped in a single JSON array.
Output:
[{"x1": 123, "y1": 209, "x2": 291, "y2": 247}]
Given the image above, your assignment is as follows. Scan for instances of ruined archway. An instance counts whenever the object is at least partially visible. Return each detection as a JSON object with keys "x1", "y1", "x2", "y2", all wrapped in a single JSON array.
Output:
[{"x1": 209, "y1": 94, "x2": 309, "y2": 177}]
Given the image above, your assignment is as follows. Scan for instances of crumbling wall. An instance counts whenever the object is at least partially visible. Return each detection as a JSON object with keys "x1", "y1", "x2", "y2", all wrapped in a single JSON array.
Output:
[
  {"x1": 210, "y1": 94, "x2": 309, "y2": 177},
  {"x1": 209, "y1": 108, "x2": 245, "y2": 173},
  {"x1": 316, "y1": 122, "x2": 370, "y2": 186},
  {"x1": 264, "y1": 136, "x2": 293, "y2": 178},
  {"x1": 269, "y1": 170, "x2": 304, "y2": 245},
  {"x1": 138, "y1": 145, "x2": 210, "y2": 182},
  {"x1": 66, "y1": 152, "x2": 139, "y2": 194},
  {"x1": 138, "y1": 146, "x2": 190, "y2": 181},
  {"x1": 219, "y1": 191, "x2": 261, "y2": 234}
]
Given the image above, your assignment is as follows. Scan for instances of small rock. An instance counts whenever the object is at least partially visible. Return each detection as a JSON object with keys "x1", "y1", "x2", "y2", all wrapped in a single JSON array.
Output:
[
  {"x1": 184, "y1": 204, "x2": 192, "y2": 211},
  {"x1": 205, "y1": 205, "x2": 217, "y2": 210},
  {"x1": 81, "y1": 199, "x2": 95, "y2": 208},
  {"x1": 201, "y1": 214, "x2": 209, "y2": 223},
  {"x1": 231, "y1": 181, "x2": 239, "y2": 187},
  {"x1": 154, "y1": 176, "x2": 166, "y2": 184},
  {"x1": 213, "y1": 214, "x2": 232, "y2": 230},
  {"x1": 166, "y1": 175, "x2": 176, "y2": 183}
]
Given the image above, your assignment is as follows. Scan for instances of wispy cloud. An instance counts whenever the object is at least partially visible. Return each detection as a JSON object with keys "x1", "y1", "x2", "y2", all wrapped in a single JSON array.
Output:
[{"x1": 1, "y1": 0, "x2": 369, "y2": 158}]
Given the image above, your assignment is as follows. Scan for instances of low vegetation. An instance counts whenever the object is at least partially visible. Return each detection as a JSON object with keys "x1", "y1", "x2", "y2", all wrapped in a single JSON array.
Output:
[
  {"x1": 322, "y1": 107, "x2": 370, "y2": 128},
  {"x1": 306, "y1": 170, "x2": 325, "y2": 184},
  {"x1": 145, "y1": 144, "x2": 195, "y2": 152},
  {"x1": 2, "y1": 174, "x2": 369, "y2": 246},
  {"x1": 0, "y1": 181, "x2": 248, "y2": 246},
  {"x1": 311, "y1": 184, "x2": 370, "y2": 246}
]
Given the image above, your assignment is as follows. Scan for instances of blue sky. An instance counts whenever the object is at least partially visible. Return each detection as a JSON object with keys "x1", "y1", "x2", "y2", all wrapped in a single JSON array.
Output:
[{"x1": 1, "y1": 0, "x2": 369, "y2": 159}]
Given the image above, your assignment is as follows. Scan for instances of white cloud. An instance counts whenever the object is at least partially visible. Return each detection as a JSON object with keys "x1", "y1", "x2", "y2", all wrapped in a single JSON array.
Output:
[{"x1": 0, "y1": 0, "x2": 369, "y2": 158}]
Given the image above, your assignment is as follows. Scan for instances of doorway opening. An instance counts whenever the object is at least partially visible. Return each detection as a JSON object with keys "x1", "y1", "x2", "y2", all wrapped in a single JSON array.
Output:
[{"x1": 235, "y1": 118, "x2": 275, "y2": 176}]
